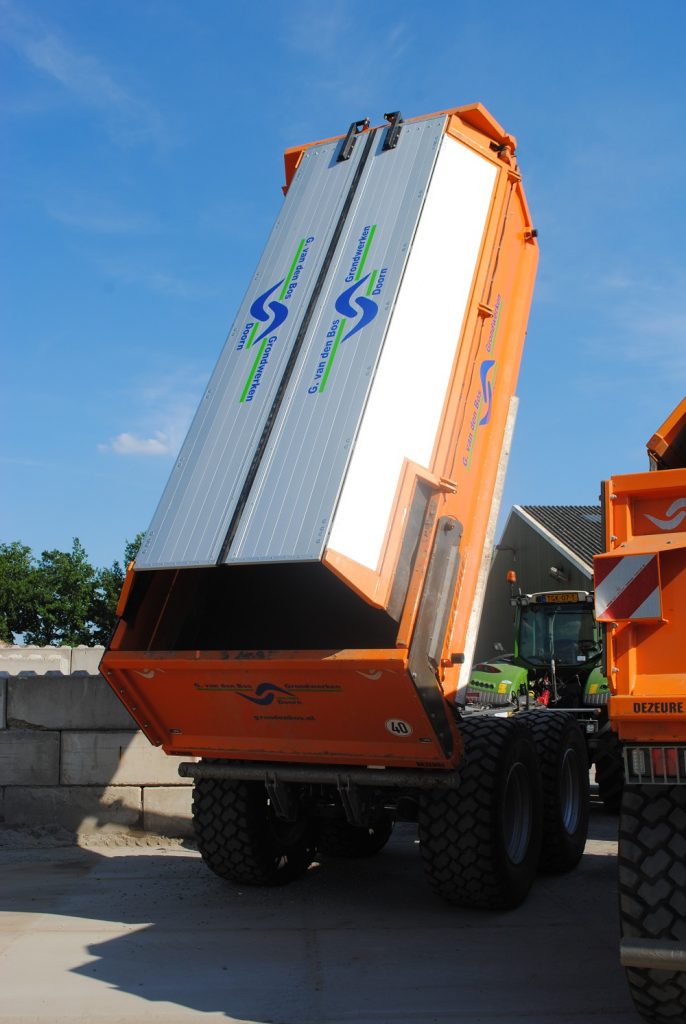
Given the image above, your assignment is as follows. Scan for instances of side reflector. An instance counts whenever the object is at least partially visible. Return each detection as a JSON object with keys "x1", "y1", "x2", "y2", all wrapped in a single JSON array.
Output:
[{"x1": 594, "y1": 553, "x2": 662, "y2": 622}]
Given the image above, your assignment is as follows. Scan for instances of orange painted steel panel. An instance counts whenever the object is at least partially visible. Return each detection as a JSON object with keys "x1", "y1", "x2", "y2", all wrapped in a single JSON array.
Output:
[
  {"x1": 101, "y1": 648, "x2": 460, "y2": 769},
  {"x1": 647, "y1": 395, "x2": 686, "y2": 469},
  {"x1": 597, "y1": 463, "x2": 686, "y2": 743},
  {"x1": 282, "y1": 103, "x2": 518, "y2": 195}
]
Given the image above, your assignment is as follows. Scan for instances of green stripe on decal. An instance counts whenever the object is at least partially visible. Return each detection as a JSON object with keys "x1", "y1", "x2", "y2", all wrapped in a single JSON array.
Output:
[
  {"x1": 279, "y1": 238, "x2": 307, "y2": 300},
  {"x1": 244, "y1": 320, "x2": 260, "y2": 350},
  {"x1": 355, "y1": 224, "x2": 376, "y2": 280},
  {"x1": 319, "y1": 318, "x2": 347, "y2": 393},
  {"x1": 240, "y1": 336, "x2": 269, "y2": 403},
  {"x1": 490, "y1": 301, "x2": 502, "y2": 352},
  {"x1": 366, "y1": 269, "x2": 378, "y2": 295}
]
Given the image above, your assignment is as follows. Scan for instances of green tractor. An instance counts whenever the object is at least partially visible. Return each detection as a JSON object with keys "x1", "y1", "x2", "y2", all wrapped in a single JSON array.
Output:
[{"x1": 467, "y1": 587, "x2": 622, "y2": 811}]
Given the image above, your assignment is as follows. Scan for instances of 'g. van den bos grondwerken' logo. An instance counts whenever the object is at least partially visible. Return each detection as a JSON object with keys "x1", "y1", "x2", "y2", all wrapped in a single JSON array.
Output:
[
  {"x1": 237, "y1": 236, "x2": 314, "y2": 404},
  {"x1": 236, "y1": 682, "x2": 298, "y2": 706},
  {"x1": 462, "y1": 295, "x2": 503, "y2": 468},
  {"x1": 308, "y1": 223, "x2": 387, "y2": 394}
]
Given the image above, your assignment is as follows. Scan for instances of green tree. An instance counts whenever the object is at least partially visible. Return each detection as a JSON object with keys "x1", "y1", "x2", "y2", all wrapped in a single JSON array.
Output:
[
  {"x1": 0, "y1": 534, "x2": 144, "y2": 646},
  {"x1": 0, "y1": 542, "x2": 35, "y2": 643},
  {"x1": 123, "y1": 532, "x2": 144, "y2": 567},
  {"x1": 25, "y1": 539, "x2": 97, "y2": 646},
  {"x1": 91, "y1": 532, "x2": 144, "y2": 644}
]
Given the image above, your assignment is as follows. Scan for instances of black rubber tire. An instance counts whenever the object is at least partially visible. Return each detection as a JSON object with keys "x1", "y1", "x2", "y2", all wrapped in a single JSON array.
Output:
[
  {"x1": 418, "y1": 716, "x2": 542, "y2": 909},
  {"x1": 192, "y1": 774, "x2": 315, "y2": 886},
  {"x1": 517, "y1": 711, "x2": 589, "y2": 873},
  {"x1": 619, "y1": 785, "x2": 686, "y2": 1024},
  {"x1": 595, "y1": 730, "x2": 624, "y2": 813},
  {"x1": 318, "y1": 818, "x2": 393, "y2": 858}
]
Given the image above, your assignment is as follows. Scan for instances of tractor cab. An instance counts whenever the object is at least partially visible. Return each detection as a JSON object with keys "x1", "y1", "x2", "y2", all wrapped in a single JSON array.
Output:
[
  {"x1": 467, "y1": 587, "x2": 608, "y2": 710},
  {"x1": 517, "y1": 592, "x2": 600, "y2": 671}
]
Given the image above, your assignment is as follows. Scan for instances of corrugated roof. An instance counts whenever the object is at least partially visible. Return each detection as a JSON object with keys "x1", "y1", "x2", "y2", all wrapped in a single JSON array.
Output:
[{"x1": 518, "y1": 505, "x2": 602, "y2": 570}]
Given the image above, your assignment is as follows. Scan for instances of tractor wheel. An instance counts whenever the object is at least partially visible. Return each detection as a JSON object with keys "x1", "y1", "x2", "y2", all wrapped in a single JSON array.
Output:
[
  {"x1": 619, "y1": 784, "x2": 686, "y2": 1024},
  {"x1": 318, "y1": 818, "x2": 393, "y2": 858},
  {"x1": 418, "y1": 716, "x2": 542, "y2": 909},
  {"x1": 595, "y1": 731, "x2": 624, "y2": 813},
  {"x1": 518, "y1": 711, "x2": 589, "y2": 873},
  {"x1": 192, "y1": 773, "x2": 315, "y2": 886}
]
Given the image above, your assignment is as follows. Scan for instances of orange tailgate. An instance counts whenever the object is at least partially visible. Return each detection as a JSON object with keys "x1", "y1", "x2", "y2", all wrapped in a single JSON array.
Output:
[{"x1": 101, "y1": 649, "x2": 460, "y2": 769}]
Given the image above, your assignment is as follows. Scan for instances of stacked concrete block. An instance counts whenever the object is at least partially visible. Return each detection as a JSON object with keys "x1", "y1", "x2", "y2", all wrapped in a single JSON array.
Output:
[
  {"x1": 0, "y1": 730, "x2": 60, "y2": 785},
  {"x1": 6, "y1": 674, "x2": 135, "y2": 731},
  {"x1": 0, "y1": 645, "x2": 84, "y2": 676},
  {"x1": 70, "y1": 646, "x2": 105, "y2": 674},
  {"x1": 0, "y1": 647, "x2": 194, "y2": 838},
  {"x1": 61, "y1": 731, "x2": 192, "y2": 786}
]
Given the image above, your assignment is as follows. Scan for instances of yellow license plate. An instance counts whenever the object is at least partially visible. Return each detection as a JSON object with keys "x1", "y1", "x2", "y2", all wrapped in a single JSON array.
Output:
[{"x1": 545, "y1": 592, "x2": 579, "y2": 603}]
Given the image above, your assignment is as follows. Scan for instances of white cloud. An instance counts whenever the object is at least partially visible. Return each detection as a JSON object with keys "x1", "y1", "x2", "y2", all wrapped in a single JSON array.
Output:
[
  {"x1": 97, "y1": 259, "x2": 218, "y2": 299},
  {"x1": 278, "y1": 4, "x2": 409, "y2": 106},
  {"x1": 1, "y1": 2, "x2": 168, "y2": 147},
  {"x1": 47, "y1": 201, "x2": 158, "y2": 235},
  {"x1": 100, "y1": 432, "x2": 172, "y2": 457},
  {"x1": 98, "y1": 368, "x2": 206, "y2": 459},
  {"x1": 589, "y1": 267, "x2": 686, "y2": 377},
  {"x1": 280, "y1": 3, "x2": 350, "y2": 55}
]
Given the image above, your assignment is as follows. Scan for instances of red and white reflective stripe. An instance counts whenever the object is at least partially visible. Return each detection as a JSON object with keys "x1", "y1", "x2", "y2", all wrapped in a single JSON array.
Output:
[{"x1": 594, "y1": 553, "x2": 661, "y2": 622}]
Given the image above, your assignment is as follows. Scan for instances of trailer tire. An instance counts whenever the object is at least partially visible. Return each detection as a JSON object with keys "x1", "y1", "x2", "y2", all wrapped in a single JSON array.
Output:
[
  {"x1": 192, "y1": 773, "x2": 315, "y2": 886},
  {"x1": 319, "y1": 818, "x2": 393, "y2": 858},
  {"x1": 418, "y1": 717, "x2": 542, "y2": 909},
  {"x1": 619, "y1": 784, "x2": 686, "y2": 1024},
  {"x1": 518, "y1": 711, "x2": 589, "y2": 873},
  {"x1": 595, "y1": 731, "x2": 624, "y2": 813}
]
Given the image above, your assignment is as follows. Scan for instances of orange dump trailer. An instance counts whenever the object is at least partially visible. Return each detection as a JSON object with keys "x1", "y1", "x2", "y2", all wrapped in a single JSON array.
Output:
[
  {"x1": 595, "y1": 396, "x2": 686, "y2": 1023},
  {"x1": 101, "y1": 106, "x2": 588, "y2": 907}
]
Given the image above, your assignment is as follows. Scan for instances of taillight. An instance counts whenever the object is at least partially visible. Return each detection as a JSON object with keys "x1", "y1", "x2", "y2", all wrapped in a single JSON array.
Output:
[
  {"x1": 651, "y1": 747, "x2": 680, "y2": 777},
  {"x1": 627, "y1": 746, "x2": 686, "y2": 784}
]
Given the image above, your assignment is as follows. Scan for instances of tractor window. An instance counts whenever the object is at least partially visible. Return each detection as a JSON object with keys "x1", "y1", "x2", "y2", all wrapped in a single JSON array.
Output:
[{"x1": 519, "y1": 605, "x2": 601, "y2": 666}]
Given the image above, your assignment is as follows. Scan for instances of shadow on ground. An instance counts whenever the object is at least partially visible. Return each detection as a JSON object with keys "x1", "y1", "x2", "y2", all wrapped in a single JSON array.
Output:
[{"x1": 0, "y1": 804, "x2": 636, "y2": 1023}]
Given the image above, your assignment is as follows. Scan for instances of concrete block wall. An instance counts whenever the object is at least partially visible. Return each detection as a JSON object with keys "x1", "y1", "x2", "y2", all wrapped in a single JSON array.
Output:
[{"x1": 0, "y1": 647, "x2": 195, "y2": 837}]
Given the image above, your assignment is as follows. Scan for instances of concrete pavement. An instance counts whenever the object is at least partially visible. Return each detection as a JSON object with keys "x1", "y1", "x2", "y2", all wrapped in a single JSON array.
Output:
[{"x1": 0, "y1": 803, "x2": 638, "y2": 1024}]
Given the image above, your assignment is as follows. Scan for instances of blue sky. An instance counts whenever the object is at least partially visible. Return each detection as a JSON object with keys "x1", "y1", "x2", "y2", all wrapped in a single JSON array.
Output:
[{"x1": 2, "y1": 0, "x2": 685, "y2": 569}]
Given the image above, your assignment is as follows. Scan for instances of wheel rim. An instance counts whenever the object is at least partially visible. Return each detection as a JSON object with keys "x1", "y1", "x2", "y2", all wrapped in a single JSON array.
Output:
[
  {"x1": 502, "y1": 761, "x2": 532, "y2": 865},
  {"x1": 560, "y1": 747, "x2": 582, "y2": 834}
]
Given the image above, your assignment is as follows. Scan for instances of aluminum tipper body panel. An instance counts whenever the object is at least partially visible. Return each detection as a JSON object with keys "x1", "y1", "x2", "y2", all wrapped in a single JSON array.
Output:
[
  {"x1": 231, "y1": 117, "x2": 453, "y2": 564},
  {"x1": 140, "y1": 116, "x2": 457, "y2": 571},
  {"x1": 137, "y1": 131, "x2": 369, "y2": 569}
]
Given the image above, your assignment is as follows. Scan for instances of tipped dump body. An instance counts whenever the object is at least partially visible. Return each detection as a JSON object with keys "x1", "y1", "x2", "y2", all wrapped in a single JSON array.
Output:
[{"x1": 102, "y1": 105, "x2": 538, "y2": 769}]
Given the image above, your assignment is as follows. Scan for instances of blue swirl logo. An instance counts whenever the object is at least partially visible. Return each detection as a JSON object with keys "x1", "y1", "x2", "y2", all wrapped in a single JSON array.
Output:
[
  {"x1": 479, "y1": 359, "x2": 496, "y2": 426},
  {"x1": 334, "y1": 274, "x2": 378, "y2": 342},
  {"x1": 236, "y1": 682, "x2": 292, "y2": 706},
  {"x1": 250, "y1": 281, "x2": 289, "y2": 344}
]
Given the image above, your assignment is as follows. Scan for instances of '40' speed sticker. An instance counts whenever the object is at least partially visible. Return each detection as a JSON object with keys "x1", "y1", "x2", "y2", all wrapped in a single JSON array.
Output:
[{"x1": 386, "y1": 718, "x2": 413, "y2": 737}]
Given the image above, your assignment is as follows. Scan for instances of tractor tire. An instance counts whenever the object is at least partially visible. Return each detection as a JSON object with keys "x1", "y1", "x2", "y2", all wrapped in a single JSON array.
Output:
[
  {"x1": 619, "y1": 785, "x2": 686, "y2": 1024},
  {"x1": 318, "y1": 818, "x2": 393, "y2": 858},
  {"x1": 192, "y1": 774, "x2": 315, "y2": 886},
  {"x1": 595, "y1": 731, "x2": 624, "y2": 813},
  {"x1": 418, "y1": 716, "x2": 542, "y2": 909},
  {"x1": 518, "y1": 711, "x2": 589, "y2": 873}
]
